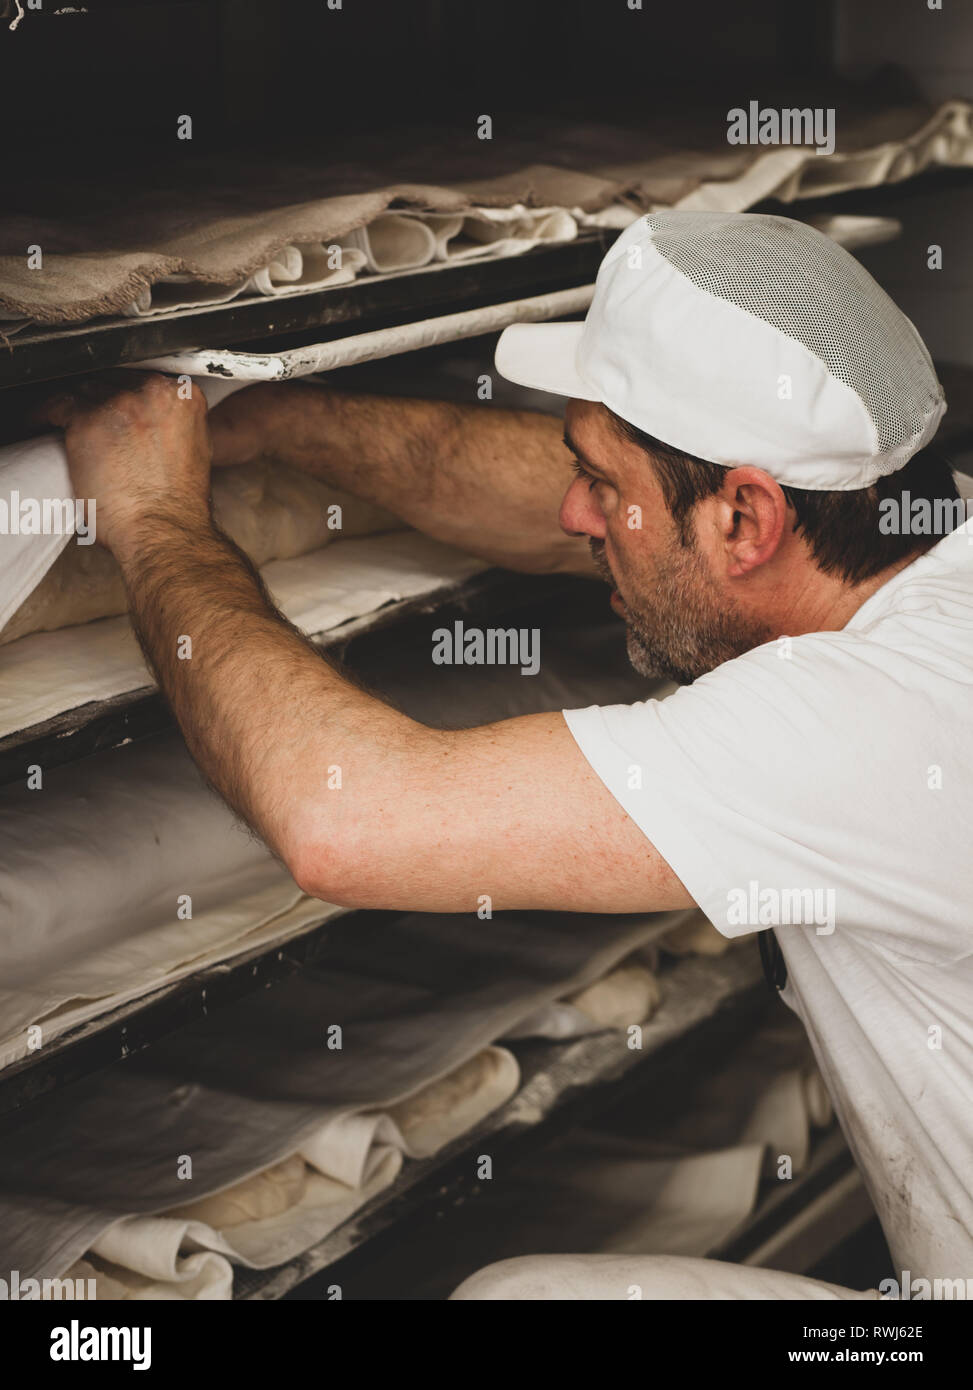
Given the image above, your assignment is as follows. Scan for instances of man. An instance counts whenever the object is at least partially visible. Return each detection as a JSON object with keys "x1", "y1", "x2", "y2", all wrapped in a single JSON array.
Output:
[{"x1": 48, "y1": 212, "x2": 972, "y2": 1299}]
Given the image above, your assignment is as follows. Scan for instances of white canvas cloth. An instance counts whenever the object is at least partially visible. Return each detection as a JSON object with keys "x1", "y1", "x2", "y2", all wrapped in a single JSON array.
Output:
[
  {"x1": 0, "y1": 587, "x2": 664, "y2": 1066},
  {"x1": 0, "y1": 531, "x2": 486, "y2": 739},
  {"x1": 121, "y1": 207, "x2": 579, "y2": 316},
  {"x1": 64, "y1": 1046, "x2": 521, "y2": 1299},
  {"x1": 384, "y1": 1016, "x2": 841, "y2": 1300},
  {"x1": 0, "y1": 376, "x2": 246, "y2": 638},
  {"x1": 121, "y1": 246, "x2": 369, "y2": 317},
  {"x1": 0, "y1": 900, "x2": 698, "y2": 1285}
]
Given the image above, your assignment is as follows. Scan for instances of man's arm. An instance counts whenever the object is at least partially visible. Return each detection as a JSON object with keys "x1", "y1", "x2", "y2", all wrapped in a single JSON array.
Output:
[
  {"x1": 208, "y1": 381, "x2": 597, "y2": 577},
  {"x1": 51, "y1": 376, "x2": 690, "y2": 916},
  {"x1": 119, "y1": 511, "x2": 689, "y2": 914}
]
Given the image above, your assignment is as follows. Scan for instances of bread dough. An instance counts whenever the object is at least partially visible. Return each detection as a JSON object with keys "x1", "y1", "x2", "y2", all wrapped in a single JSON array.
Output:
[
  {"x1": 0, "y1": 461, "x2": 402, "y2": 646},
  {"x1": 164, "y1": 1154, "x2": 308, "y2": 1231},
  {"x1": 659, "y1": 911, "x2": 733, "y2": 957},
  {"x1": 564, "y1": 962, "x2": 662, "y2": 1028},
  {"x1": 387, "y1": 1046, "x2": 521, "y2": 1159}
]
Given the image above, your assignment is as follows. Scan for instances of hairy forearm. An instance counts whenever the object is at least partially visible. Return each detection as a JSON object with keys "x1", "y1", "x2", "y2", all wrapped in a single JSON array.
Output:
[
  {"x1": 113, "y1": 506, "x2": 422, "y2": 887},
  {"x1": 213, "y1": 381, "x2": 595, "y2": 576}
]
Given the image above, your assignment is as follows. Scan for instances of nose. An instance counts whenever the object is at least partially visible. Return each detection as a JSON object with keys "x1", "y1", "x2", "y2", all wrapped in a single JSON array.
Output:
[{"x1": 559, "y1": 475, "x2": 606, "y2": 541}]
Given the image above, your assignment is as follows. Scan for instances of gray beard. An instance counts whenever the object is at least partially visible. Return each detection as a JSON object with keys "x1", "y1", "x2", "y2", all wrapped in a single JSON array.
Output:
[{"x1": 590, "y1": 537, "x2": 772, "y2": 685}]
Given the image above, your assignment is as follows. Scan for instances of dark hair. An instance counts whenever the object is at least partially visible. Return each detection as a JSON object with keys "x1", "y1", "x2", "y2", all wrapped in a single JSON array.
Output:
[{"x1": 610, "y1": 413, "x2": 960, "y2": 586}]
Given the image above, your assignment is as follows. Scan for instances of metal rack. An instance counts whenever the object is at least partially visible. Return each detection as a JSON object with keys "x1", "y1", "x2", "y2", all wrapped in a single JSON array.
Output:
[{"x1": 0, "y1": 237, "x2": 609, "y2": 390}]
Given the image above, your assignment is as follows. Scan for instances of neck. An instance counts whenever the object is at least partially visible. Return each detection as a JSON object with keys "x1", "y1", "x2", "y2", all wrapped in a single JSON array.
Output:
[{"x1": 771, "y1": 549, "x2": 922, "y2": 638}]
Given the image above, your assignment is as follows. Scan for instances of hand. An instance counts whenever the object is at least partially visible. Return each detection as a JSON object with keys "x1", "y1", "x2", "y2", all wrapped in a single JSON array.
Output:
[
  {"x1": 41, "y1": 371, "x2": 213, "y2": 556},
  {"x1": 207, "y1": 381, "x2": 291, "y2": 468}
]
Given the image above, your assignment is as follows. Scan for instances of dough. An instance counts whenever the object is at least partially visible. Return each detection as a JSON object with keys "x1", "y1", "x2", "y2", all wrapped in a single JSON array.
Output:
[
  {"x1": 659, "y1": 911, "x2": 733, "y2": 957},
  {"x1": 165, "y1": 1154, "x2": 308, "y2": 1230},
  {"x1": 387, "y1": 1046, "x2": 521, "y2": 1159},
  {"x1": 564, "y1": 963, "x2": 662, "y2": 1029},
  {"x1": 0, "y1": 461, "x2": 402, "y2": 646}
]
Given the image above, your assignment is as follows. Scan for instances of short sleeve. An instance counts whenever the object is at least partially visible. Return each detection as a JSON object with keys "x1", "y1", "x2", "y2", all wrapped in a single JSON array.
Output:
[{"x1": 561, "y1": 634, "x2": 918, "y2": 944}]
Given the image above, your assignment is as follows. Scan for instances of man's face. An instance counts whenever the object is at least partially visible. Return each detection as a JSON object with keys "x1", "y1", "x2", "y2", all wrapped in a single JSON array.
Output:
[{"x1": 559, "y1": 401, "x2": 772, "y2": 684}]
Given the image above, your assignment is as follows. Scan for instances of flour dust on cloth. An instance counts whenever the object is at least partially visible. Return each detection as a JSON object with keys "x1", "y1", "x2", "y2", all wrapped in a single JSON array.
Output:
[
  {"x1": 0, "y1": 902, "x2": 694, "y2": 1295},
  {"x1": 502, "y1": 959, "x2": 662, "y2": 1041},
  {"x1": 1, "y1": 99, "x2": 971, "y2": 325},
  {"x1": 563, "y1": 497, "x2": 973, "y2": 1287}
]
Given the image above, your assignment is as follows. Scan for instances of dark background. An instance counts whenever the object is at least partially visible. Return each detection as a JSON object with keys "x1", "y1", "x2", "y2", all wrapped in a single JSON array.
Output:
[{"x1": 3, "y1": 0, "x2": 838, "y2": 151}]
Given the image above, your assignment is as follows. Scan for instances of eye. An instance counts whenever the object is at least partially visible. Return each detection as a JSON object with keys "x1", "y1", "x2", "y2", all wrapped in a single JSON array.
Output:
[{"x1": 570, "y1": 457, "x2": 599, "y2": 491}]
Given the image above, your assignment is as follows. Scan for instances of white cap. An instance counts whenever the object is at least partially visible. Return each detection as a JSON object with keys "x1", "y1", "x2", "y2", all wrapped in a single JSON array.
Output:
[{"x1": 496, "y1": 211, "x2": 946, "y2": 491}]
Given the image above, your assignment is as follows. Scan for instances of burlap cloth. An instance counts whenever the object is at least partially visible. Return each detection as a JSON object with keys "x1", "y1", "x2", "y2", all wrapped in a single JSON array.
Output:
[{"x1": 2, "y1": 97, "x2": 972, "y2": 325}]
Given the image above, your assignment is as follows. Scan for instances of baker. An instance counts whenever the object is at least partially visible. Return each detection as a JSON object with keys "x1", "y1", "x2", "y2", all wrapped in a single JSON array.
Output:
[{"x1": 46, "y1": 212, "x2": 973, "y2": 1300}]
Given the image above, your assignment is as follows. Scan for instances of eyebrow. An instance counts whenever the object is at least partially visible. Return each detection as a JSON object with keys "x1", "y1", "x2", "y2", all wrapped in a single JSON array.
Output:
[{"x1": 562, "y1": 428, "x2": 608, "y2": 477}]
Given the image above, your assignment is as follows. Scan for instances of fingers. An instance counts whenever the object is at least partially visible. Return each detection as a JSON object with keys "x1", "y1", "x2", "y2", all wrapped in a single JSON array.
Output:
[
  {"x1": 35, "y1": 390, "x2": 78, "y2": 431},
  {"x1": 32, "y1": 370, "x2": 142, "y2": 431},
  {"x1": 33, "y1": 370, "x2": 198, "y2": 433}
]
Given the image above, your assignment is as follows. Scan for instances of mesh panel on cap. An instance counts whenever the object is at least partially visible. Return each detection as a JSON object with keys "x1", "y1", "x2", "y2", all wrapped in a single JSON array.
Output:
[{"x1": 644, "y1": 212, "x2": 941, "y2": 470}]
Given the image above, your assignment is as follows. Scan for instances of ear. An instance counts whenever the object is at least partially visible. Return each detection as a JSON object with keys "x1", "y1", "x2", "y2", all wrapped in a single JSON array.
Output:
[{"x1": 716, "y1": 467, "x2": 789, "y2": 577}]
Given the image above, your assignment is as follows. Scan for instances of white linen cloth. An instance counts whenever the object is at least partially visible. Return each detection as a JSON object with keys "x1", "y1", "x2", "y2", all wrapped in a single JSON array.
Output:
[
  {"x1": 0, "y1": 377, "x2": 244, "y2": 635},
  {"x1": 0, "y1": 900, "x2": 697, "y2": 1285},
  {"x1": 0, "y1": 730, "x2": 344, "y2": 1067},
  {"x1": 121, "y1": 207, "x2": 579, "y2": 315},
  {"x1": 417, "y1": 1017, "x2": 843, "y2": 1300},
  {"x1": 121, "y1": 245, "x2": 369, "y2": 317},
  {"x1": 63, "y1": 1046, "x2": 521, "y2": 1299},
  {"x1": 0, "y1": 531, "x2": 487, "y2": 739},
  {"x1": 1, "y1": 584, "x2": 664, "y2": 1065}
]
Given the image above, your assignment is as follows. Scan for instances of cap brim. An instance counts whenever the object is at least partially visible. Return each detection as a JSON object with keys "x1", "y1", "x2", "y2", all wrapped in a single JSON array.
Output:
[{"x1": 494, "y1": 322, "x2": 599, "y2": 401}]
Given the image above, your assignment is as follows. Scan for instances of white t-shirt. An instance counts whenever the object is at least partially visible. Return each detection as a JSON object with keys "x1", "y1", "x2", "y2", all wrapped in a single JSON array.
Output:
[{"x1": 563, "y1": 511, "x2": 973, "y2": 1286}]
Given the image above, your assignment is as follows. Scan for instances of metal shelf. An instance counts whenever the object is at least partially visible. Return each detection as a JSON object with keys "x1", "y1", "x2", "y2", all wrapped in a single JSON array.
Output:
[
  {"x1": 0, "y1": 902, "x2": 366, "y2": 1121},
  {"x1": 0, "y1": 237, "x2": 609, "y2": 391}
]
